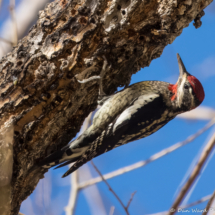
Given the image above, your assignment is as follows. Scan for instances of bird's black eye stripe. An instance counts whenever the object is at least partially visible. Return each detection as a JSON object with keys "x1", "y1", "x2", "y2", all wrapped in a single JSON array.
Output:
[{"x1": 184, "y1": 83, "x2": 189, "y2": 90}]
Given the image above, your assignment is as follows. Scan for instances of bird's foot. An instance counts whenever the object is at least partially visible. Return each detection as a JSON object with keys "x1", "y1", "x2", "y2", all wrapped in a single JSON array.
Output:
[{"x1": 76, "y1": 56, "x2": 111, "y2": 101}]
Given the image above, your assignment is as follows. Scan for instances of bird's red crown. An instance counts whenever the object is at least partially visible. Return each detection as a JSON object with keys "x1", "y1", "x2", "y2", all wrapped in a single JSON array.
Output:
[{"x1": 187, "y1": 75, "x2": 205, "y2": 103}]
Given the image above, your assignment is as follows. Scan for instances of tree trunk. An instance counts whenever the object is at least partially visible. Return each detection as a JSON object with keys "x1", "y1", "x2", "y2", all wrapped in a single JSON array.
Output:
[{"x1": 0, "y1": 0, "x2": 212, "y2": 214}]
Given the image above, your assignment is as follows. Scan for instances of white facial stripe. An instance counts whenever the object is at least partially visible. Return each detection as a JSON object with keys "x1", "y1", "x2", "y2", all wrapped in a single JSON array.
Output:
[
  {"x1": 189, "y1": 87, "x2": 194, "y2": 108},
  {"x1": 177, "y1": 73, "x2": 187, "y2": 107}
]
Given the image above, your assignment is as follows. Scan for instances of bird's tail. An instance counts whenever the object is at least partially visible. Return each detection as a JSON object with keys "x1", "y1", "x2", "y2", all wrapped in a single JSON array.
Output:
[{"x1": 38, "y1": 144, "x2": 89, "y2": 169}]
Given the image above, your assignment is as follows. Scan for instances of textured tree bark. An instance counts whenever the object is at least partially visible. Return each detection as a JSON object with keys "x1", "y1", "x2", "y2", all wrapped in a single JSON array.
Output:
[
  {"x1": 0, "y1": 0, "x2": 212, "y2": 214},
  {"x1": 0, "y1": 122, "x2": 14, "y2": 215}
]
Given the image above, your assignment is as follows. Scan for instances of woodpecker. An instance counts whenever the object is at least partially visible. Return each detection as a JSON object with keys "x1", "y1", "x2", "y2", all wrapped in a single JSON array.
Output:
[{"x1": 39, "y1": 54, "x2": 205, "y2": 177}]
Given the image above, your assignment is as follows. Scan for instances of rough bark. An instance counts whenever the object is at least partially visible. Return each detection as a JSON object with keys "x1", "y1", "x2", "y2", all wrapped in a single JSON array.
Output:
[
  {"x1": 0, "y1": 122, "x2": 14, "y2": 214},
  {"x1": 0, "y1": 0, "x2": 212, "y2": 214}
]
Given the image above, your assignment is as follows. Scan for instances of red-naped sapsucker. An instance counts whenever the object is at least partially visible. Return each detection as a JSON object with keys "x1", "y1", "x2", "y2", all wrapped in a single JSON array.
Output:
[{"x1": 39, "y1": 54, "x2": 205, "y2": 177}]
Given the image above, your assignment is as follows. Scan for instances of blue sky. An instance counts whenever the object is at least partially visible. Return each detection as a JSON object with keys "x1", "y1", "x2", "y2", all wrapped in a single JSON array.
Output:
[{"x1": 1, "y1": 1, "x2": 215, "y2": 215}]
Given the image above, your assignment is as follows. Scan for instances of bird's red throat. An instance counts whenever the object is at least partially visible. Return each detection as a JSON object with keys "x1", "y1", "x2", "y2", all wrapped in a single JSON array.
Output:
[{"x1": 168, "y1": 83, "x2": 178, "y2": 101}]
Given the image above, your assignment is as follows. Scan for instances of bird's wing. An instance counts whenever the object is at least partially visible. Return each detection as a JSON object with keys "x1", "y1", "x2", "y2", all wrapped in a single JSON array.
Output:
[
  {"x1": 113, "y1": 93, "x2": 160, "y2": 133},
  {"x1": 38, "y1": 92, "x2": 129, "y2": 169},
  {"x1": 66, "y1": 88, "x2": 139, "y2": 150},
  {"x1": 62, "y1": 93, "x2": 171, "y2": 177}
]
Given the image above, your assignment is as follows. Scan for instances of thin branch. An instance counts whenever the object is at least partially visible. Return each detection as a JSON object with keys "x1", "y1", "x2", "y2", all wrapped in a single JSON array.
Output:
[
  {"x1": 126, "y1": 191, "x2": 136, "y2": 211},
  {"x1": 168, "y1": 132, "x2": 215, "y2": 215},
  {"x1": 0, "y1": 0, "x2": 50, "y2": 58},
  {"x1": 178, "y1": 106, "x2": 215, "y2": 120},
  {"x1": 109, "y1": 206, "x2": 115, "y2": 215},
  {"x1": 79, "y1": 164, "x2": 107, "y2": 215},
  {"x1": 9, "y1": 0, "x2": 18, "y2": 46},
  {"x1": 0, "y1": 37, "x2": 13, "y2": 45},
  {"x1": 182, "y1": 195, "x2": 211, "y2": 211},
  {"x1": 65, "y1": 171, "x2": 79, "y2": 215},
  {"x1": 79, "y1": 119, "x2": 215, "y2": 189},
  {"x1": 147, "y1": 194, "x2": 212, "y2": 215},
  {"x1": 91, "y1": 160, "x2": 131, "y2": 215},
  {"x1": 202, "y1": 190, "x2": 215, "y2": 215}
]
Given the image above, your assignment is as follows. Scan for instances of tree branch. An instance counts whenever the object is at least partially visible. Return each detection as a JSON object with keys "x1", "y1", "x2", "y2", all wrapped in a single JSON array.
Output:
[
  {"x1": 0, "y1": 0, "x2": 51, "y2": 58},
  {"x1": 147, "y1": 194, "x2": 212, "y2": 215},
  {"x1": 65, "y1": 171, "x2": 79, "y2": 215},
  {"x1": 0, "y1": 37, "x2": 13, "y2": 45},
  {"x1": 126, "y1": 191, "x2": 136, "y2": 211},
  {"x1": 109, "y1": 206, "x2": 115, "y2": 215},
  {"x1": 168, "y1": 132, "x2": 215, "y2": 215},
  {"x1": 91, "y1": 160, "x2": 135, "y2": 215},
  {"x1": 202, "y1": 190, "x2": 215, "y2": 215}
]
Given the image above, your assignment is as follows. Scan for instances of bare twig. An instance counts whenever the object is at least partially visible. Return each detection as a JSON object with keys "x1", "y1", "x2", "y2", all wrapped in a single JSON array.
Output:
[
  {"x1": 78, "y1": 164, "x2": 107, "y2": 215},
  {"x1": 178, "y1": 106, "x2": 215, "y2": 120},
  {"x1": 182, "y1": 195, "x2": 211, "y2": 211},
  {"x1": 126, "y1": 191, "x2": 136, "y2": 210},
  {"x1": 109, "y1": 206, "x2": 115, "y2": 215},
  {"x1": 9, "y1": 0, "x2": 18, "y2": 46},
  {"x1": 168, "y1": 132, "x2": 215, "y2": 215},
  {"x1": 0, "y1": 0, "x2": 50, "y2": 58},
  {"x1": 0, "y1": 37, "x2": 13, "y2": 45},
  {"x1": 64, "y1": 171, "x2": 79, "y2": 215},
  {"x1": 79, "y1": 119, "x2": 215, "y2": 189},
  {"x1": 202, "y1": 190, "x2": 215, "y2": 215},
  {"x1": 147, "y1": 194, "x2": 212, "y2": 215},
  {"x1": 91, "y1": 160, "x2": 133, "y2": 215}
]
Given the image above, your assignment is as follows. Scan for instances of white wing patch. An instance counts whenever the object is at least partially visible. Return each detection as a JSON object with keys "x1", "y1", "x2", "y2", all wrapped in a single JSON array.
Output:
[
  {"x1": 177, "y1": 74, "x2": 186, "y2": 107},
  {"x1": 113, "y1": 93, "x2": 159, "y2": 133}
]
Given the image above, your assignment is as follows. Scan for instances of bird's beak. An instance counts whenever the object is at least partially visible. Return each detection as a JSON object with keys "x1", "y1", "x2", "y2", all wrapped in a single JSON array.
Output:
[
  {"x1": 175, "y1": 54, "x2": 190, "y2": 107},
  {"x1": 177, "y1": 53, "x2": 190, "y2": 81}
]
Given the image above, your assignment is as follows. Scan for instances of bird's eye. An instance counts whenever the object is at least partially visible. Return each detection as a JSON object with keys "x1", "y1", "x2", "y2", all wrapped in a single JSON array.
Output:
[{"x1": 184, "y1": 84, "x2": 189, "y2": 90}]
